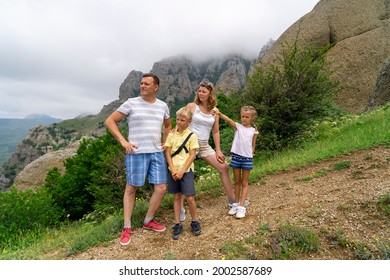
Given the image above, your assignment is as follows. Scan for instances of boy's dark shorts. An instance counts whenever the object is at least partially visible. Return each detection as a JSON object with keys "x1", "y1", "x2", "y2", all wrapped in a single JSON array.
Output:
[{"x1": 167, "y1": 170, "x2": 195, "y2": 195}]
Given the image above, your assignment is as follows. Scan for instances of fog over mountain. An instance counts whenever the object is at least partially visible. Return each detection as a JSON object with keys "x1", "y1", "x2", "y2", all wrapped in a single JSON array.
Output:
[{"x1": 0, "y1": 0, "x2": 320, "y2": 119}]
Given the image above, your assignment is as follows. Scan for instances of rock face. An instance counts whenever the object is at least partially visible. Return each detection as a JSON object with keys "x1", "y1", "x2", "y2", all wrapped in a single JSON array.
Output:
[
  {"x1": 257, "y1": 0, "x2": 390, "y2": 114},
  {"x1": 366, "y1": 60, "x2": 390, "y2": 111},
  {"x1": 0, "y1": 174, "x2": 10, "y2": 191},
  {"x1": 118, "y1": 70, "x2": 143, "y2": 102},
  {"x1": 98, "y1": 54, "x2": 253, "y2": 132},
  {"x1": 8, "y1": 125, "x2": 81, "y2": 190},
  {"x1": 0, "y1": 116, "x2": 104, "y2": 190},
  {"x1": 13, "y1": 147, "x2": 77, "y2": 191},
  {"x1": 4, "y1": 124, "x2": 79, "y2": 180},
  {"x1": 109, "y1": 55, "x2": 252, "y2": 114}
]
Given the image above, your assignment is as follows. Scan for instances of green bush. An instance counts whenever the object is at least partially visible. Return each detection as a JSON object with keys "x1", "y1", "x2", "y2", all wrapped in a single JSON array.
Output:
[
  {"x1": 44, "y1": 131, "x2": 125, "y2": 220},
  {"x1": 87, "y1": 144, "x2": 126, "y2": 212},
  {"x1": 216, "y1": 92, "x2": 242, "y2": 154},
  {"x1": 242, "y1": 42, "x2": 342, "y2": 150},
  {"x1": 0, "y1": 187, "x2": 63, "y2": 247},
  {"x1": 44, "y1": 163, "x2": 95, "y2": 220}
]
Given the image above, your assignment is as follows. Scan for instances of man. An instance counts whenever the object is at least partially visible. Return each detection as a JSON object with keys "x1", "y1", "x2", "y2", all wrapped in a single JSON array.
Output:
[{"x1": 105, "y1": 73, "x2": 171, "y2": 246}]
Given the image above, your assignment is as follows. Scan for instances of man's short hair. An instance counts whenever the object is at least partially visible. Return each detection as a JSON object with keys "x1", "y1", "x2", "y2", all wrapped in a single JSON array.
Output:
[{"x1": 142, "y1": 73, "x2": 160, "y2": 86}]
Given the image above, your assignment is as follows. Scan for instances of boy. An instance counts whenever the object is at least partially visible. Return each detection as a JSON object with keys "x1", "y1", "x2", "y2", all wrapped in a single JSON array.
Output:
[{"x1": 164, "y1": 107, "x2": 201, "y2": 239}]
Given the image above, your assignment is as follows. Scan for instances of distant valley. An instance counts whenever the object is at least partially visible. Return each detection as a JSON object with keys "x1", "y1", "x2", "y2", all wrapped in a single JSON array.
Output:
[{"x1": 0, "y1": 114, "x2": 62, "y2": 164}]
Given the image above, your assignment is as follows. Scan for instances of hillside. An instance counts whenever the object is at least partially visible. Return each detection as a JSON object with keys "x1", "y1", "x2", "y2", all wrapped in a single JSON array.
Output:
[
  {"x1": 258, "y1": 0, "x2": 390, "y2": 114},
  {"x1": 0, "y1": 54, "x2": 252, "y2": 191},
  {"x1": 4, "y1": 0, "x2": 390, "y2": 192},
  {"x1": 0, "y1": 116, "x2": 62, "y2": 164},
  {"x1": 66, "y1": 146, "x2": 389, "y2": 260}
]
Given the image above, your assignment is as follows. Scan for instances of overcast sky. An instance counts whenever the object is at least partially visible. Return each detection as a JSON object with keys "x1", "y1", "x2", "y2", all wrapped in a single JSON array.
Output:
[{"x1": 0, "y1": 0, "x2": 319, "y2": 119}]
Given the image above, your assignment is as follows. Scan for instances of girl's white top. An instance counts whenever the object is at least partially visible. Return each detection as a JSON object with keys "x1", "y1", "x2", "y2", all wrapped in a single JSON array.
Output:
[{"x1": 231, "y1": 123, "x2": 257, "y2": 158}]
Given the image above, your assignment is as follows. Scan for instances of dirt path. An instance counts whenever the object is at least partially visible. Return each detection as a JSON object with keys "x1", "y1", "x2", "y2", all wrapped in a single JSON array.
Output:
[{"x1": 67, "y1": 147, "x2": 390, "y2": 260}]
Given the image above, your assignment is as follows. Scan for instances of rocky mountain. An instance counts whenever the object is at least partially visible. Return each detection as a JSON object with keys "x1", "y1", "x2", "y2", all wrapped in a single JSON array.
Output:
[
  {"x1": 1, "y1": 54, "x2": 253, "y2": 191},
  {"x1": 13, "y1": 146, "x2": 78, "y2": 191},
  {"x1": 257, "y1": 0, "x2": 390, "y2": 114},
  {"x1": 366, "y1": 60, "x2": 390, "y2": 111},
  {"x1": 0, "y1": 115, "x2": 62, "y2": 164},
  {"x1": 23, "y1": 114, "x2": 62, "y2": 122},
  {"x1": 0, "y1": 112, "x2": 109, "y2": 191},
  {"x1": 4, "y1": 0, "x2": 390, "y2": 192},
  {"x1": 99, "y1": 54, "x2": 252, "y2": 117}
]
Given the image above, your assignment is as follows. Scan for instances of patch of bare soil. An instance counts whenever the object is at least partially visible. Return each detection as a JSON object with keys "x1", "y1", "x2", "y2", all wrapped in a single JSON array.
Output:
[{"x1": 66, "y1": 147, "x2": 389, "y2": 260}]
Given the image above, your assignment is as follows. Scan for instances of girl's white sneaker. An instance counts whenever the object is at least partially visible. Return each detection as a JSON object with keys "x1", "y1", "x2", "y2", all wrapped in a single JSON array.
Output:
[
  {"x1": 235, "y1": 206, "x2": 246, "y2": 219},
  {"x1": 228, "y1": 203, "x2": 238, "y2": 215}
]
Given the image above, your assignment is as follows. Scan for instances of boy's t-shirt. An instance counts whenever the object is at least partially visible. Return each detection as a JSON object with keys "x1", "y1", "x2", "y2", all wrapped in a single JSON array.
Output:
[{"x1": 165, "y1": 128, "x2": 199, "y2": 173}]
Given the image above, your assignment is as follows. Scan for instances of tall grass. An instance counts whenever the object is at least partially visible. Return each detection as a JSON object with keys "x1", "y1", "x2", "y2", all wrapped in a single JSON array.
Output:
[
  {"x1": 2, "y1": 105, "x2": 389, "y2": 259},
  {"x1": 1, "y1": 211, "x2": 123, "y2": 260},
  {"x1": 249, "y1": 105, "x2": 390, "y2": 183}
]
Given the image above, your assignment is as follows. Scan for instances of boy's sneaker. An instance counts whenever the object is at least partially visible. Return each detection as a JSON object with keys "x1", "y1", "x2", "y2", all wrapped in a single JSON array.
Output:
[
  {"x1": 143, "y1": 219, "x2": 166, "y2": 232},
  {"x1": 228, "y1": 198, "x2": 235, "y2": 207},
  {"x1": 172, "y1": 223, "x2": 183, "y2": 240},
  {"x1": 119, "y1": 227, "x2": 132, "y2": 246},
  {"x1": 180, "y1": 208, "x2": 186, "y2": 222},
  {"x1": 190, "y1": 221, "x2": 202, "y2": 235},
  {"x1": 235, "y1": 206, "x2": 246, "y2": 219},
  {"x1": 228, "y1": 203, "x2": 238, "y2": 215}
]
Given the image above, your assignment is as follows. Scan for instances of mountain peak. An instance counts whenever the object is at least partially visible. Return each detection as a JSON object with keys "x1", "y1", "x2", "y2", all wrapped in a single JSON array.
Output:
[
  {"x1": 24, "y1": 114, "x2": 62, "y2": 122},
  {"x1": 24, "y1": 114, "x2": 51, "y2": 119}
]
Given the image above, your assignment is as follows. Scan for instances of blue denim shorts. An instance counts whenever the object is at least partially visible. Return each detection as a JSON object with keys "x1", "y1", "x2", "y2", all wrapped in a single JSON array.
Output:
[
  {"x1": 229, "y1": 153, "x2": 253, "y2": 170},
  {"x1": 125, "y1": 152, "x2": 167, "y2": 187}
]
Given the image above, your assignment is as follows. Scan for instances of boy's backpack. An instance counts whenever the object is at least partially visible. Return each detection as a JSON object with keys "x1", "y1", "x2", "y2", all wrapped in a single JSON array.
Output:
[{"x1": 171, "y1": 132, "x2": 193, "y2": 158}]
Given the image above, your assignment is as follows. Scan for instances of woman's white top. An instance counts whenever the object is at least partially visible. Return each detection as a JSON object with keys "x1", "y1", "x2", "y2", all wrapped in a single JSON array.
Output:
[{"x1": 189, "y1": 105, "x2": 215, "y2": 142}]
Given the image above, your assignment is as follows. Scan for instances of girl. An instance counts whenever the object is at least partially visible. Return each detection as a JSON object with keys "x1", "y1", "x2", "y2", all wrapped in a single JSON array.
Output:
[{"x1": 213, "y1": 106, "x2": 258, "y2": 218}]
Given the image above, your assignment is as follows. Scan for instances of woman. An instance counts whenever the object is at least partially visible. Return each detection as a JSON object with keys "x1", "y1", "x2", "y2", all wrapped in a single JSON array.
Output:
[{"x1": 179, "y1": 82, "x2": 236, "y2": 220}]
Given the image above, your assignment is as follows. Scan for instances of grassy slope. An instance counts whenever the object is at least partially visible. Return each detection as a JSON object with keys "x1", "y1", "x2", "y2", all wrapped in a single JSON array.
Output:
[{"x1": 1, "y1": 105, "x2": 389, "y2": 260}]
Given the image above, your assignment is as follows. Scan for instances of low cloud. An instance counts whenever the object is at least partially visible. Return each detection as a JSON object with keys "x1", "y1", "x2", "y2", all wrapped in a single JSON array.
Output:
[{"x1": 0, "y1": 0, "x2": 319, "y2": 118}]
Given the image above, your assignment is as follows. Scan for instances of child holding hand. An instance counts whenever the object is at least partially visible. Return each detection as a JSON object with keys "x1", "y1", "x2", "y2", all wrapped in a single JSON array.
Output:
[
  {"x1": 164, "y1": 107, "x2": 201, "y2": 239},
  {"x1": 213, "y1": 106, "x2": 258, "y2": 218}
]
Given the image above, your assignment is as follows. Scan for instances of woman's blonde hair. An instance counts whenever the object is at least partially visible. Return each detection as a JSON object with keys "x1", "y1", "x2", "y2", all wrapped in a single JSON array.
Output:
[{"x1": 194, "y1": 82, "x2": 217, "y2": 110}]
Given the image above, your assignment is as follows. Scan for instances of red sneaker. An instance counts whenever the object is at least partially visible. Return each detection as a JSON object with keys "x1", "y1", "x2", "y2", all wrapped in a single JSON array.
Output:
[
  {"x1": 119, "y1": 227, "x2": 131, "y2": 246},
  {"x1": 143, "y1": 219, "x2": 166, "y2": 232}
]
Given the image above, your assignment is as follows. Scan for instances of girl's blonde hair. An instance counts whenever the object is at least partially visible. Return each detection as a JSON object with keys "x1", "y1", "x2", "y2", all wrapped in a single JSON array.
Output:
[
  {"x1": 194, "y1": 82, "x2": 217, "y2": 110},
  {"x1": 241, "y1": 105, "x2": 257, "y2": 118},
  {"x1": 176, "y1": 106, "x2": 193, "y2": 120}
]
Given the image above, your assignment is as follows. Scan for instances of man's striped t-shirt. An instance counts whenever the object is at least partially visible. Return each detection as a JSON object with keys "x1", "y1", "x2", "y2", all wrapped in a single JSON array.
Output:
[{"x1": 117, "y1": 96, "x2": 170, "y2": 153}]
